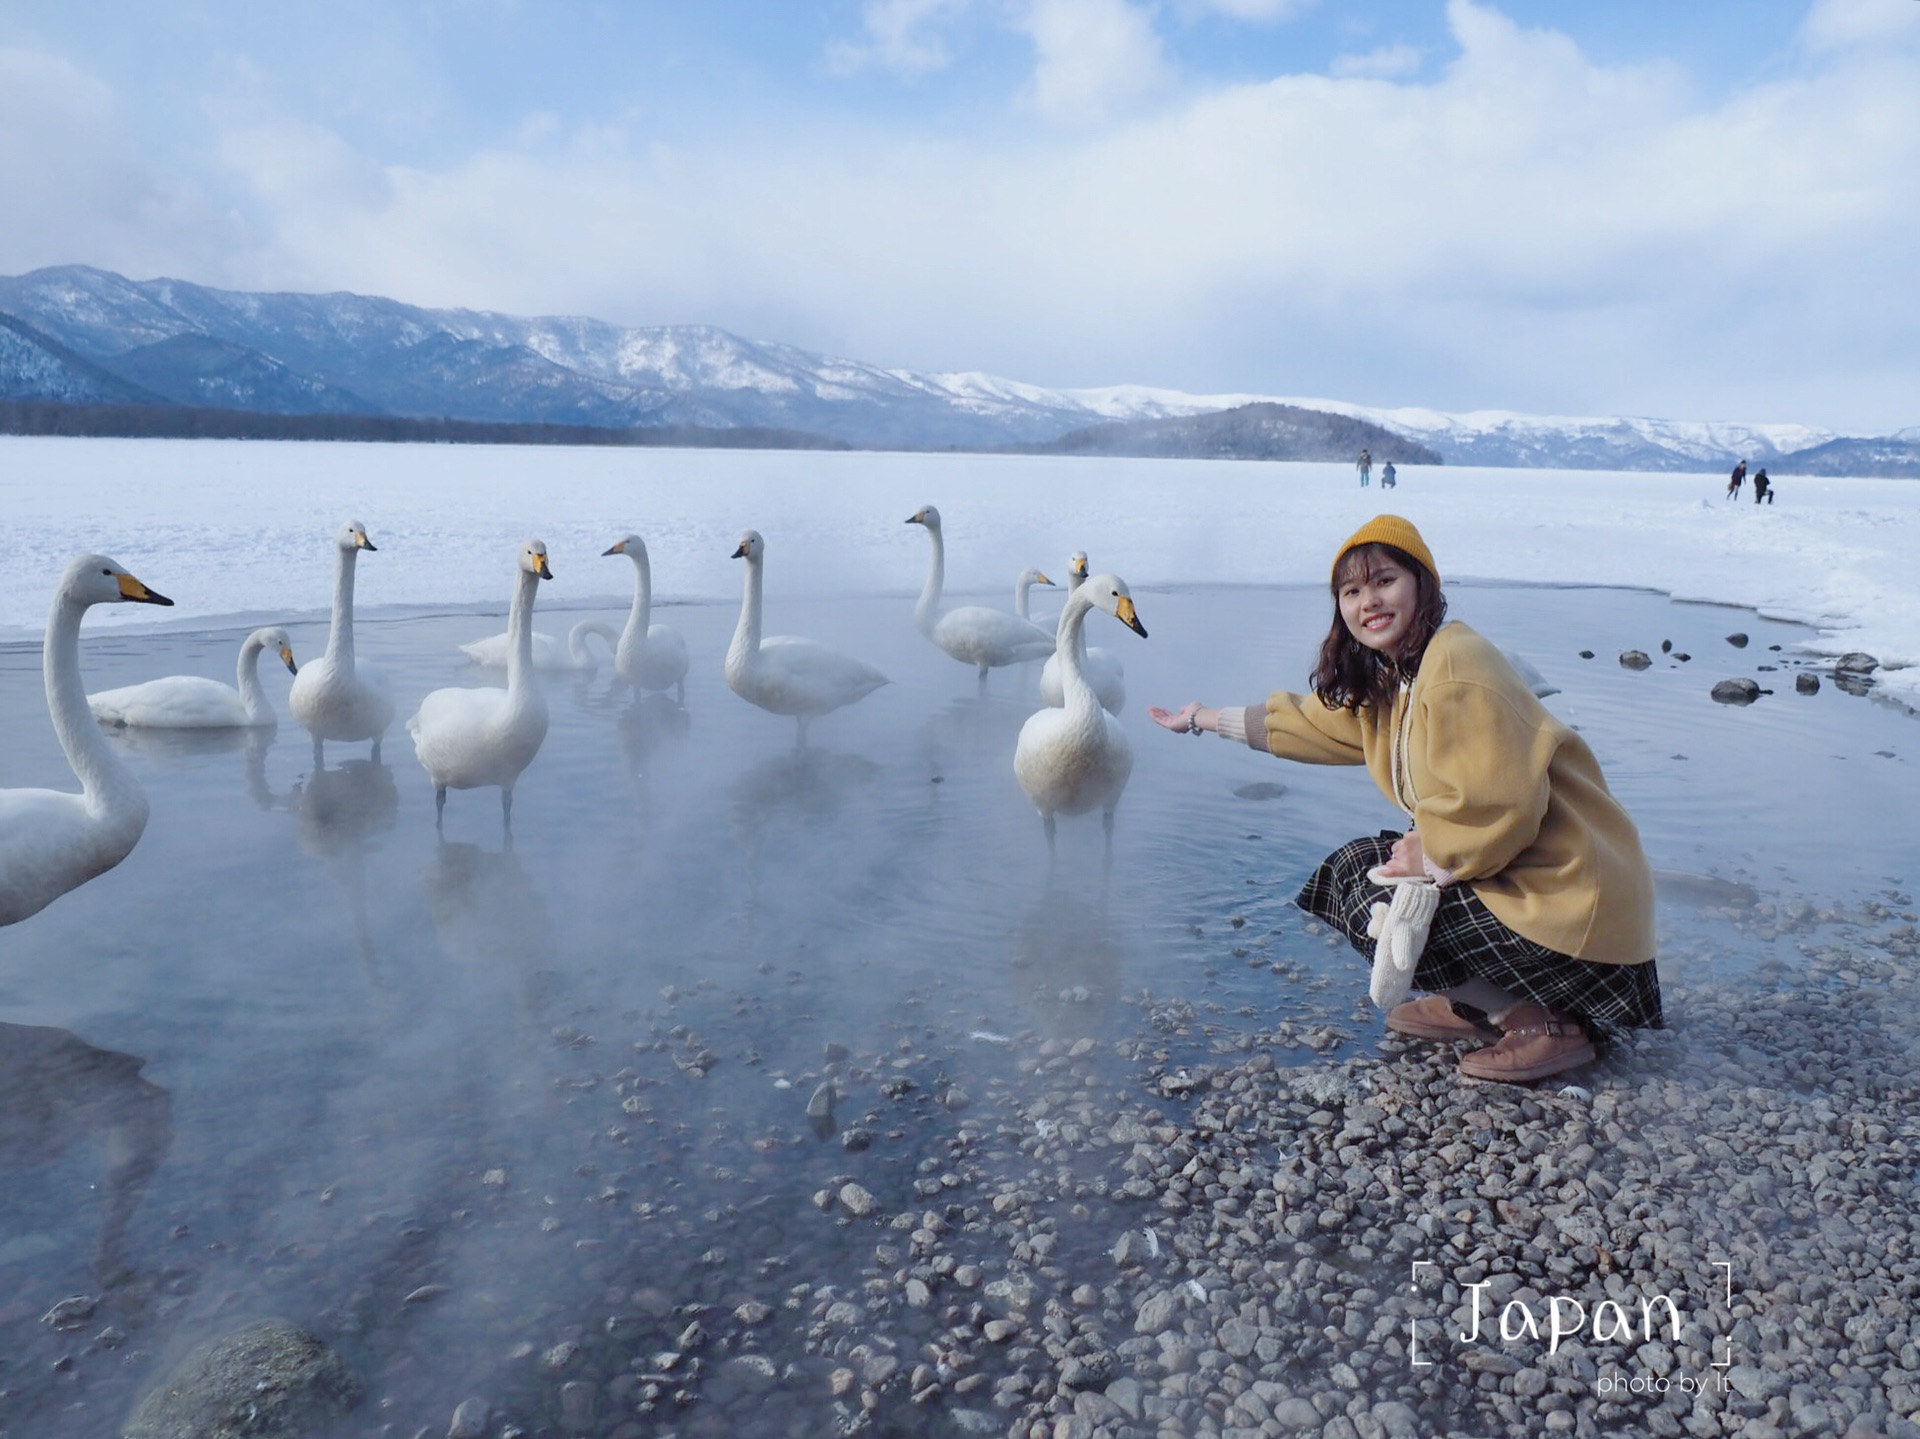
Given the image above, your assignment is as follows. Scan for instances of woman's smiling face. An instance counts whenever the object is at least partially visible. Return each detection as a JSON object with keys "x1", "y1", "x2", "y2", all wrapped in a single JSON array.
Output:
[{"x1": 1337, "y1": 553, "x2": 1414, "y2": 653}]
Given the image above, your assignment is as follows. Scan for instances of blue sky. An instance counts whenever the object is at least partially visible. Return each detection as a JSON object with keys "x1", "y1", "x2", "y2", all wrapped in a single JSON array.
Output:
[{"x1": 3, "y1": 0, "x2": 1917, "y2": 431}]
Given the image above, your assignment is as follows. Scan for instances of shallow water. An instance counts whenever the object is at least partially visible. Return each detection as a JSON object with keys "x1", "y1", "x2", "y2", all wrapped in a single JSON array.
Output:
[{"x1": 0, "y1": 580, "x2": 1913, "y2": 1437}]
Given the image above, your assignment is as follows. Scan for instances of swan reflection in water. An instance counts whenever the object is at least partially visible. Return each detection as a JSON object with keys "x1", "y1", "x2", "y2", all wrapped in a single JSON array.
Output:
[
  {"x1": 618, "y1": 692, "x2": 692, "y2": 784},
  {"x1": 728, "y1": 746, "x2": 881, "y2": 947},
  {"x1": 423, "y1": 839, "x2": 559, "y2": 1028},
  {"x1": 0, "y1": 1022, "x2": 173, "y2": 1288},
  {"x1": 1005, "y1": 881, "x2": 1126, "y2": 1038}
]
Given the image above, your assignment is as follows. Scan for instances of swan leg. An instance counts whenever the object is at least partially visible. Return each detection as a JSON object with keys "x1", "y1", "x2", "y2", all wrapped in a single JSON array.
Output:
[
  {"x1": 676, "y1": 677, "x2": 685, "y2": 707},
  {"x1": 312, "y1": 736, "x2": 324, "y2": 769},
  {"x1": 434, "y1": 786, "x2": 447, "y2": 831},
  {"x1": 795, "y1": 716, "x2": 811, "y2": 749},
  {"x1": 1042, "y1": 812, "x2": 1057, "y2": 850},
  {"x1": 371, "y1": 736, "x2": 383, "y2": 763},
  {"x1": 502, "y1": 786, "x2": 514, "y2": 830},
  {"x1": 976, "y1": 663, "x2": 989, "y2": 694}
]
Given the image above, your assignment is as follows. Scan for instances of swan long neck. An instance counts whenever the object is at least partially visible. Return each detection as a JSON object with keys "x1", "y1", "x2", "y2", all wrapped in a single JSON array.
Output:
[
  {"x1": 326, "y1": 544, "x2": 358, "y2": 666},
  {"x1": 46, "y1": 594, "x2": 142, "y2": 816},
  {"x1": 621, "y1": 546, "x2": 653, "y2": 668},
  {"x1": 1015, "y1": 575, "x2": 1032, "y2": 620},
  {"x1": 506, "y1": 566, "x2": 540, "y2": 700},
  {"x1": 914, "y1": 523, "x2": 945, "y2": 637},
  {"x1": 236, "y1": 634, "x2": 270, "y2": 722},
  {"x1": 730, "y1": 550, "x2": 764, "y2": 669},
  {"x1": 1054, "y1": 590, "x2": 1099, "y2": 715}
]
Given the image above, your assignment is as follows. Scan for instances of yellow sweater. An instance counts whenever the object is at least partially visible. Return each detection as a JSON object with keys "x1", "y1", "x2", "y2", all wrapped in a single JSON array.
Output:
[{"x1": 1249, "y1": 623, "x2": 1655, "y2": 965}]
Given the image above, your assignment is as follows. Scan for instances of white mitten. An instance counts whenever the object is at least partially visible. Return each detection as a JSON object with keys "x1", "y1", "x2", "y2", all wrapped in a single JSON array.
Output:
[{"x1": 1364, "y1": 870, "x2": 1441, "y2": 1010}]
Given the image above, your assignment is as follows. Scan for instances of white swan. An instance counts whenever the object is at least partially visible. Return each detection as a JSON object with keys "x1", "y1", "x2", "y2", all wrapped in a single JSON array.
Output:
[
  {"x1": 604, "y1": 534, "x2": 691, "y2": 702},
  {"x1": 1014, "y1": 572, "x2": 1148, "y2": 847},
  {"x1": 726, "y1": 529, "x2": 888, "y2": 742},
  {"x1": 1, "y1": 555, "x2": 174, "y2": 926},
  {"x1": 906, "y1": 505, "x2": 1054, "y2": 688},
  {"x1": 1040, "y1": 551, "x2": 1127, "y2": 715},
  {"x1": 1013, "y1": 567, "x2": 1056, "y2": 622},
  {"x1": 458, "y1": 620, "x2": 616, "y2": 674},
  {"x1": 407, "y1": 540, "x2": 554, "y2": 829},
  {"x1": 89, "y1": 627, "x2": 298, "y2": 729},
  {"x1": 289, "y1": 520, "x2": 394, "y2": 765}
]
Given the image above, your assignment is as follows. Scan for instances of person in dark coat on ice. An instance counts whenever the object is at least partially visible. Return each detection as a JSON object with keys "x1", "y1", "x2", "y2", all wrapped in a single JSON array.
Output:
[{"x1": 1727, "y1": 460, "x2": 1747, "y2": 499}]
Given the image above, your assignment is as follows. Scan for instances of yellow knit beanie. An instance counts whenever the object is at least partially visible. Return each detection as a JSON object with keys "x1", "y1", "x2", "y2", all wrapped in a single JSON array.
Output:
[{"x1": 1332, "y1": 514, "x2": 1440, "y2": 586}]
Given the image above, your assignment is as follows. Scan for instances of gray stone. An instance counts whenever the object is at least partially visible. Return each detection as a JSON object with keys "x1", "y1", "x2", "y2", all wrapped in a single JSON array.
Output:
[
  {"x1": 1620, "y1": 650, "x2": 1652, "y2": 670},
  {"x1": 1371, "y1": 1400, "x2": 1421, "y2": 1438},
  {"x1": 449, "y1": 1396, "x2": 491, "y2": 1439},
  {"x1": 1834, "y1": 652, "x2": 1878, "y2": 674},
  {"x1": 1796, "y1": 672, "x2": 1820, "y2": 694},
  {"x1": 1135, "y1": 1290, "x2": 1181, "y2": 1336},
  {"x1": 124, "y1": 1320, "x2": 361, "y2": 1439},
  {"x1": 1712, "y1": 678, "x2": 1762, "y2": 705},
  {"x1": 1274, "y1": 1395, "x2": 1325, "y2": 1430}
]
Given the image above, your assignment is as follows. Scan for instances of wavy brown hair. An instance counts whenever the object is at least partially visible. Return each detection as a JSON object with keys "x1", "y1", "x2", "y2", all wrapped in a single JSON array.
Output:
[{"x1": 1310, "y1": 542, "x2": 1448, "y2": 714}]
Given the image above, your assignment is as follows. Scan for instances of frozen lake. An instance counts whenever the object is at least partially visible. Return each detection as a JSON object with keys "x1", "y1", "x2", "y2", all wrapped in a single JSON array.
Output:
[{"x1": 2, "y1": 555, "x2": 1916, "y2": 1436}]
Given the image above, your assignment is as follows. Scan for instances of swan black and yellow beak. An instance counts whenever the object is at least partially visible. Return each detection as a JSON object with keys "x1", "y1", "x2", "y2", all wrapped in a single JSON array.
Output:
[
  {"x1": 905, "y1": 511, "x2": 926, "y2": 526},
  {"x1": 1117, "y1": 596, "x2": 1147, "y2": 638},
  {"x1": 118, "y1": 573, "x2": 174, "y2": 607},
  {"x1": 1037, "y1": 572, "x2": 1055, "y2": 587},
  {"x1": 280, "y1": 645, "x2": 299, "y2": 676},
  {"x1": 732, "y1": 540, "x2": 750, "y2": 558},
  {"x1": 356, "y1": 532, "x2": 378, "y2": 552},
  {"x1": 603, "y1": 541, "x2": 627, "y2": 556},
  {"x1": 536, "y1": 554, "x2": 553, "y2": 580},
  {"x1": 1072, "y1": 556, "x2": 1089, "y2": 577}
]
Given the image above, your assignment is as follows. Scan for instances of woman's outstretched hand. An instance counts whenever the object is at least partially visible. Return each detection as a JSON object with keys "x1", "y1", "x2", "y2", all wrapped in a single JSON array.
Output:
[{"x1": 1149, "y1": 702, "x2": 1204, "y2": 734}]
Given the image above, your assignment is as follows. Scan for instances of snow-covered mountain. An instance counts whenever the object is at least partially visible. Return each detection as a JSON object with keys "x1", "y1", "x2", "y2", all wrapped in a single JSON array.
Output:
[{"x1": 1, "y1": 264, "x2": 1912, "y2": 471}]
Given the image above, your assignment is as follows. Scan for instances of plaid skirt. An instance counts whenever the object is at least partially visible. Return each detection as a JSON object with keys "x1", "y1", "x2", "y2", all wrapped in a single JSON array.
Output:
[{"x1": 1296, "y1": 833, "x2": 1663, "y2": 1031}]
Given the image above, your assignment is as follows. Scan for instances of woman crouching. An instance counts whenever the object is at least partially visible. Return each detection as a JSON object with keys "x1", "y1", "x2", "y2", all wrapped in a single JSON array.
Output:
[{"x1": 1150, "y1": 515, "x2": 1660, "y2": 1083}]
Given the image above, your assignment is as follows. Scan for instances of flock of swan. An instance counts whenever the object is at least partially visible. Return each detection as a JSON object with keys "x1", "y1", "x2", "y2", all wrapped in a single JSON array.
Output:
[{"x1": 1, "y1": 508, "x2": 1148, "y2": 930}]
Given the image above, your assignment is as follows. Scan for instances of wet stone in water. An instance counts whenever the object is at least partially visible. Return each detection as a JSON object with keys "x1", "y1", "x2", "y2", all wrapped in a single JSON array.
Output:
[{"x1": 1619, "y1": 650, "x2": 1652, "y2": 670}]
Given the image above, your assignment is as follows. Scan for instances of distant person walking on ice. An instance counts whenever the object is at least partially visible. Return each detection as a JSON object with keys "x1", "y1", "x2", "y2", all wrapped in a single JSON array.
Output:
[
  {"x1": 1381, "y1": 461, "x2": 1397, "y2": 489},
  {"x1": 1727, "y1": 460, "x2": 1746, "y2": 499},
  {"x1": 1357, "y1": 449, "x2": 1372, "y2": 487},
  {"x1": 1149, "y1": 516, "x2": 1661, "y2": 1084},
  {"x1": 1753, "y1": 469, "x2": 1773, "y2": 504}
]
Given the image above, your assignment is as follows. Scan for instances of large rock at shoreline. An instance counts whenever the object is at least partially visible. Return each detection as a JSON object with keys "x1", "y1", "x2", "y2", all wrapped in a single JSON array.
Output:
[
  {"x1": 1711, "y1": 678, "x2": 1762, "y2": 705},
  {"x1": 123, "y1": 1319, "x2": 360, "y2": 1439},
  {"x1": 1834, "y1": 652, "x2": 1879, "y2": 674}
]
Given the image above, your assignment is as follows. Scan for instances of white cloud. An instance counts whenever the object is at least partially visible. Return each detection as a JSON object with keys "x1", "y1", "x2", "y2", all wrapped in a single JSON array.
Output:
[
  {"x1": 1330, "y1": 43, "x2": 1422, "y2": 79},
  {"x1": 1014, "y1": 0, "x2": 1174, "y2": 124},
  {"x1": 1179, "y1": 0, "x2": 1316, "y2": 20},
  {"x1": 0, "y1": 47, "x2": 237, "y2": 280},
  {"x1": 6, "y1": 4, "x2": 1920, "y2": 432},
  {"x1": 1797, "y1": 0, "x2": 1920, "y2": 54},
  {"x1": 828, "y1": 0, "x2": 974, "y2": 78}
]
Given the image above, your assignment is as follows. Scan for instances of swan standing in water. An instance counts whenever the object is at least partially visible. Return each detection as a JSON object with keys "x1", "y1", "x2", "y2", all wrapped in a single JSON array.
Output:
[
  {"x1": 458, "y1": 621, "x2": 616, "y2": 674},
  {"x1": 289, "y1": 521, "x2": 394, "y2": 765},
  {"x1": 1013, "y1": 567, "x2": 1056, "y2": 623},
  {"x1": 1014, "y1": 572, "x2": 1148, "y2": 849},
  {"x1": 906, "y1": 506, "x2": 1054, "y2": 689},
  {"x1": 1, "y1": 555, "x2": 174, "y2": 926},
  {"x1": 1040, "y1": 551, "x2": 1126, "y2": 715},
  {"x1": 89, "y1": 627, "x2": 298, "y2": 728},
  {"x1": 407, "y1": 540, "x2": 554, "y2": 830},
  {"x1": 726, "y1": 530, "x2": 888, "y2": 743},
  {"x1": 604, "y1": 534, "x2": 691, "y2": 703}
]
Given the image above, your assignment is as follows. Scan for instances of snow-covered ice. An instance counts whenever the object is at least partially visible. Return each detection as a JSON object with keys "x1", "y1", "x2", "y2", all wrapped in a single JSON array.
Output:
[{"x1": 2, "y1": 436, "x2": 1915, "y2": 703}]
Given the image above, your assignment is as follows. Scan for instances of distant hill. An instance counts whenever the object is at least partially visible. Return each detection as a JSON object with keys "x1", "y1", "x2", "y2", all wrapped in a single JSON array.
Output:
[
  {"x1": 1, "y1": 264, "x2": 1913, "y2": 471},
  {"x1": 1767, "y1": 435, "x2": 1920, "y2": 479},
  {"x1": 1006, "y1": 401, "x2": 1442, "y2": 465},
  {"x1": 0, "y1": 311, "x2": 168, "y2": 407}
]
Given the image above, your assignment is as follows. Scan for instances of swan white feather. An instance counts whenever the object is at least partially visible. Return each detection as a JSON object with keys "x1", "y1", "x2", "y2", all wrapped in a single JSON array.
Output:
[
  {"x1": 1, "y1": 555, "x2": 174, "y2": 926},
  {"x1": 604, "y1": 533, "x2": 691, "y2": 702},
  {"x1": 1040, "y1": 550, "x2": 1126, "y2": 715},
  {"x1": 1014, "y1": 572, "x2": 1148, "y2": 847},
  {"x1": 906, "y1": 505, "x2": 1054, "y2": 684},
  {"x1": 89, "y1": 627, "x2": 299, "y2": 729},
  {"x1": 407, "y1": 540, "x2": 554, "y2": 828},
  {"x1": 288, "y1": 520, "x2": 395, "y2": 763},
  {"x1": 726, "y1": 530, "x2": 888, "y2": 740},
  {"x1": 459, "y1": 620, "x2": 616, "y2": 673}
]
